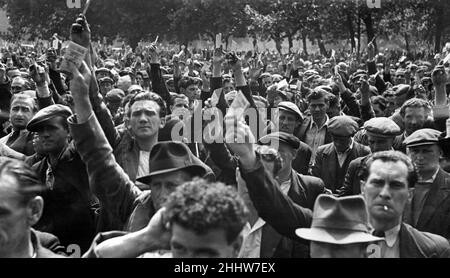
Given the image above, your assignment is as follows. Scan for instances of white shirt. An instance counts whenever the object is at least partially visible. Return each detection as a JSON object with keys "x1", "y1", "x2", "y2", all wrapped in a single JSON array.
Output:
[
  {"x1": 137, "y1": 150, "x2": 150, "y2": 178},
  {"x1": 367, "y1": 224, "x2": 401, "y2": 258},
  {"x1": 238, "y1": 218, "x2": 266, "y2": 258}
]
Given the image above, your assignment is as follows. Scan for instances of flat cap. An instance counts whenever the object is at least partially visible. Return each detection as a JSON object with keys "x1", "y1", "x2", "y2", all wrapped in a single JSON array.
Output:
[
  {"x1": 328, "y1": 116, "x2": 359, "y2": 137},
  {"x1": 105, "y1": 89, "x2": 125, "y2": 103},
  {"x1": 95, "y1": 67, "x2": 111, "y2": 74},
  {"x1": 404, "y1": 128, "x2": 441, "y2": 148},
  {"x1": 98, "y1": 76, "x2": 114, "y2": 84},
  {"x1": 278, "y1": 101, "x2": 303, "y2": 121},
  {"x1": 364, "y1": 117, "x2": 401, "y2": 138},
  {"x1": 259, "y1": 132, "x2": 300, "y2": 150},
  {"x1": 27, "y1": 104, "x2": 72, "y2": 132}
]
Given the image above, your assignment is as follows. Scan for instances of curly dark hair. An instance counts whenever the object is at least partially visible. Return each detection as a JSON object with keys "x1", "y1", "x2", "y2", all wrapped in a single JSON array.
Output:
[
  {"x1": 0, "y1": 158, "x2": 47, "y2": 205},
  {"x1": 164, "y1": 178, "x2": 248, "y2": 244},
  {"x1": 399, "y1": 98, "x2": 431, "y2": 118},
  {"x1": 358, "y1": 151, "x2": 418, "y2": 188}
]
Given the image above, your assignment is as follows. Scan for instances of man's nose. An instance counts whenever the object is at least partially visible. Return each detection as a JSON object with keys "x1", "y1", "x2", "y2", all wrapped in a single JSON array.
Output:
[{"x1": 379, "y1": 184, "x2": 392, "y2": 199}]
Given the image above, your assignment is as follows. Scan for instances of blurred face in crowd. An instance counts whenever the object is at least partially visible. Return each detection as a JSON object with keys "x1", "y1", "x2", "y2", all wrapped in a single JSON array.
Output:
[
  {"x1": 310, "y1": 242, "x2": 367, "y2": 258},
  {"x1": 403, "y1": 107, "x2": 426, "y2": 136},
  {"x1": 372, "y1": 103, "x2": 385, "y2": 117},
  {"x1": 309, "y1": 97, "x2": 329, "y2": 123},
  {"x1": 277, "y1": 110, "x2": 299, "y2": 134},
  {"x1": 136, "y1": 74, "x2": 144, "y2": 87},
  {"x1": 384, "y1": 95, "x2": 396, "y2": 116},
  {"x1": 394, "y1": 72, "x2": 406, "y2": 85},
  {"x1": 99, "y1": 82, "x2": 113, "y2": 96},
  {"x1": 10, "y1": 97, "x2": 35, "y2": 130},
  {"x1": 11, "y1": 78, "x2": 26, "y2": 94},
  {"x1": 332, "y1": 134, "x2": 352, "y2": 153},
  {"x1": 182, "y1": 84, "x2": 200, "y2": 102},
  {"x1": 150, "y1": 170, "x2": 192, "y2": 210},
  {"x1": 171, "y1": 224, "x2": 240, "y2": 258},
  {"x1": 0, "y1": 172, "x2": 43, "y2": 258},
  {"x1": 262, "y1": 76, "x2": 272, "y2": 89},
  {"x1": 367, "y1": 134, "x2": 394, "y2": 153},
  {"x1": 223, "y1": 80, "x2": 235, "y2": 95},
  {"x1": 129, "y1": 100, "x2": 163, "y2": 140},
  {"x1": 407, "y1": 144, "x2": 441, "y2": 177},
  {"x1": 36, "y1": 116, "x2": 69, "y2": 155},
  {"x1": 361, "y1": 160, "x2": 410, "y2": 230},
  {"x1": 278, "y1": 143, "x2": 296, "y2": 170},
  {"x1": 273, "y1": 95, "x2": 284, "y2": 107}
]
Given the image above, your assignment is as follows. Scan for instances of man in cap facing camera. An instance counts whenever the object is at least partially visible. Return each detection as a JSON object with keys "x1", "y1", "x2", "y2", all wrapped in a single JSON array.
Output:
[
  {"x1": 296, "y1": 194, "x2": 383, "y2": 258},
  {"x1": 26, "y1": 104, "x2": 98, "y2": 253},
  {"x1": 98, "y1": 76, "x2": 114, "y2": 97},
  {"x1": 311, "y1": 116, "x2": 370, "y2": 193},
  {"x1": 338, "y1": 117, "x2": 402, "y2": 196},
  {"x1": 403, "y1": 129, "x2": 450, "y2": 239}
]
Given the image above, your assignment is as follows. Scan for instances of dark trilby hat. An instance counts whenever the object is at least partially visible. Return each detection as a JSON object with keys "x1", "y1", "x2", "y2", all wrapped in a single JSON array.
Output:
[{"x1": 136, "y1": 141, "x2": 209, "y2": 185}]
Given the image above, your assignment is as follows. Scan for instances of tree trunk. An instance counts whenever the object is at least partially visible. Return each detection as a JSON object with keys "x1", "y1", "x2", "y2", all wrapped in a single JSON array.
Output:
[
  {"x1": 273, "y1": 36, "x2": 283, "y2": 56},
  {"x1": 404, "y1": 33, "x2": 410, "y2": 55},
  {"x1": 287, "y1": 35, "x2": 294, "y2": 54},
  {"x1": 357, "y1": 10, "x2": 361, "y2": 60},
  {"x1": 317, "y1": 36, "x2": 327, "y2": 56},
  {"x1": 347, "y1": 11, "x2": 356, "y2": 52},
  {"x1": 302, "y1": 33, "x2": 308, "y2": 56},
  {"x1": 434, "y1": 1, "x2": 444, "y2": 54},
  {"x1": 361, "y1": 9, "x2": 377, "y2": 52}
]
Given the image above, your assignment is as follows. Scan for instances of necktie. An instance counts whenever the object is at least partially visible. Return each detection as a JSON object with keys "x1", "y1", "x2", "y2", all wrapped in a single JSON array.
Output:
[{"x1": 373, "y1": 230, "x2": 385, "y2": 237}]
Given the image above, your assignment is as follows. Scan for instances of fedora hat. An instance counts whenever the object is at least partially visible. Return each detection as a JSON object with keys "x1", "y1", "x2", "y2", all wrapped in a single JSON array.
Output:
[
  {"x1": 296, "y1": 194, "x2": 383, "y2": 245},
  {"x1": 136, "y1": 141, "x2": 208, "y2": 185}
]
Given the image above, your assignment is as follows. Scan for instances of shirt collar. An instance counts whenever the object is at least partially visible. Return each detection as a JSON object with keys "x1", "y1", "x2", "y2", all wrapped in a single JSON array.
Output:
[
  {"x1": 384, "y1": 224, "x2": 401, "y2": 247},
  {"x1": 418, "y1": 168, "x2": 440, "y2": 183}
]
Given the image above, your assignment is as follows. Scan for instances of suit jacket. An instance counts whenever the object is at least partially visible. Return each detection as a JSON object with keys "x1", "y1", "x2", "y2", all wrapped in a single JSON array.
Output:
[
  {"x1": 311, "y1": 142, "x2": 370, "y2": 193},
  {"x1": 404, "y1": 169, "x2": 450, "y2": 240},
  {"x1": 399, "y1": 223, "x2": 450, "y2": 258},
  {"x1": 32, "y1": 143, "x2": 98, "y2": 253},
  {"x1": 240, "y1": 160, "x2": 326, "y2": 257},
  {"x1": 337, "y1": 155, "x2": 368, "y2": 197},
  {"x1": 292, "y1": 142, "x2": 312, "y2": 175},
  {"x1": 31, "y1": 229, "x2": 67, "y2": 258}
]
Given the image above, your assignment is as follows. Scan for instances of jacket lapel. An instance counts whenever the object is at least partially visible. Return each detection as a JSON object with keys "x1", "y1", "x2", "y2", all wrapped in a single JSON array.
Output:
[
  {"x1": 399, "y1": 224, "x2": 427, "y2": 258},
  {"x1": 324, "y1": 147, "x2": 338, "y2": 192},
  {"x1": 288, "y1": 171, "x2": 308, "y2": 206},
  {"x1": 416, "y1": 169, "x2": 450, "y2": 228},
  {"x1": 260, "y1": 224, "x2": 283, "y2": 258}
]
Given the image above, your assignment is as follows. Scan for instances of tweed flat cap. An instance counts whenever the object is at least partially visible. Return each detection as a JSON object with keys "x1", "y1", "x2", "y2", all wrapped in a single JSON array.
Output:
[
  {"x1": 259, "y1": 132, "x2": 301, "y2": 150},
  {"x1": 278, "y1": 101, "x2": 303, "y2": 121},
  {"x1": 404, "y1": 128, "x2": 441, "y2": 148},
  {"x1": 328, "y1": 116, "x2": 359, "y2": 137},
  {"x1": 27, "y1": 104, "x2": 72, "y2": 132},
  {"x1": 364, "y1": 117, "x2": 401, "y2": 138}
]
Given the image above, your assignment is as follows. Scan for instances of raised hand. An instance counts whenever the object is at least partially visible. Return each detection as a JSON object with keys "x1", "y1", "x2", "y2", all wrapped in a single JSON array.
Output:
[{"x1": 70, "y1": 14, "x2": 91, "y2": 49}]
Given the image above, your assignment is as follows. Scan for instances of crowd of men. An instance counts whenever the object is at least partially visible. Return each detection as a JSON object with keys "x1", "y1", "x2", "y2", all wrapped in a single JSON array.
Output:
[{"x1": 2, "y1": 13, "x2": 450, "y2": 258}]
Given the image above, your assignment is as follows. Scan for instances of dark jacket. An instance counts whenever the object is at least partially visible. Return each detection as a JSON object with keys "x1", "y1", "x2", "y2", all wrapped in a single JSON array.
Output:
[
  {"x1": 311, "y1": 142, "x2": 370, "y2": 193},
  {"x1": 31, "y1": 229, "x2": 67, "y2": 258},
  {"x1": 292, "y1": 142, "x2": 312, "y2": 175},
  {"x1": 32, "y1": 143, "x2": 98, "y2": 253},
  {"x1": 240, "y1": 159, "x2": 327, "y2": 257},
  {"x1": 399, "y1": 223, "x2": 450, "y2": 258},
  {"x1": 337, "y1": 155, "x2": 368, "y2": 197},
  {"x1": 404, "y1": 169, "x2": 450, "y2": 240}
]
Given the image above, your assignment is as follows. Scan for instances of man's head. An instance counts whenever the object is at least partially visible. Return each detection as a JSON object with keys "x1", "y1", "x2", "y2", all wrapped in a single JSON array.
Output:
[
  {"x1": 359, "y1": 151, "x2": 417, "y2": 231},
  {"x1": 296, "y1": 194, "x2": 383, "y2": 258},
  {"x1": 307, "y1": 89, "x2": 330, "y2": 123},
  {"x1": 394, "y1": 84, "x2": 413, "y2": 108},
  {"x1": 276, "y1": 102, "x2": 303, "y2": 134},
  {"x1": 178, "y1": 76, "x2": 201, "y2": 102},
  {"x1": 26, "y1": 104, "x2": 72, "y2": 156},
  {"x1": 393, "y1": 69, "x2": 407, "y2": 85},
  {"x1": 0, "y1": 158, "x2": 46, "y2": 258},
  {"x1": 364, "y1": 117, "x2": 401, "y2": 153},
  {"x1": 165, "y1": 179, "x2": 247, "y2": 258},
  {"x1": 261, "y1": 73, "x2": 272, "y2": 89},
  {"x1": 136, "y1": 142, "x2": 210, "y2": 210},
  {"x1": 259, "y1": 132, "x2": 300, "y2": 172},
  {"x1": 170, "y1": 94, "x2": 190, "y2": 116},
  {"x1": 222, "y1": 78, "x2": 235, "y2": 95},
  {"x1": 11, "y1": 77, "x2": 27, "y2": 95},
  {"x1": 127, "y1": 92, "x2": 166, "y2": 140},
  {"x1": 98, "y1": 77, "x2": 114, "y2": 97},
  {"x1": 328, "y1": 116, "x2": 359, "y2": 153},
  {"x1": 255, "y1": 145, "x2": 283, "y2": 178},
  {"x1": 9, "y1": 94, "x2": 38, "y2": 130},
  {"x1": 404, "y1": 129, "x2": 442, "y2": 178},
  {"x1": 400, "y1": 98, "x2": 431, "y2": 136}
]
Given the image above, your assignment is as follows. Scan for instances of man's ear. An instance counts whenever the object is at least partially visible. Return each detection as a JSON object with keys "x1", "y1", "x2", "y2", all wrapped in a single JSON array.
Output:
[
  {"x1": 160, "y1": 116, "x2": 166, "y2": 129},
  {"x1": 27, "y1": 196, "x2": 44, "y2": 226},
  {"x1": 360, "y1": 181, "x2": 366, "y2": 195}
]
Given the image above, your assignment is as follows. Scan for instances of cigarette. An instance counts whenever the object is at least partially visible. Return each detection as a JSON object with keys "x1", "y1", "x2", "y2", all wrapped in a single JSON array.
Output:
[{"x1": 383, "y1": 206, "x2": 388, "y2": 211}]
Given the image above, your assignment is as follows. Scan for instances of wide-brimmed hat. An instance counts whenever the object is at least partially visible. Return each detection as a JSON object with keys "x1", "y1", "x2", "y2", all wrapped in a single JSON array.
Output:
[
  {"x1": 296, "y1": 194, "x2": 383, "y2": 245},
  {"x1": 136, "y1": 141, "x2": 209, "y2": 185}
]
